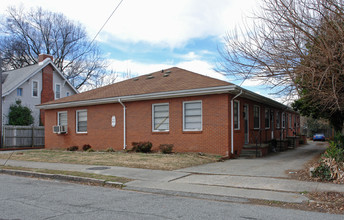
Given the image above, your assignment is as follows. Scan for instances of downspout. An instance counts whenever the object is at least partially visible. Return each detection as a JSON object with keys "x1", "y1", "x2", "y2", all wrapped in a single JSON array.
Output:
[
  {"x1": 230, "y1": 90, "x2": 243, "y2": 157},
  {"x1": 118, "y1": 99, "x2": 127, "y2": 150}
]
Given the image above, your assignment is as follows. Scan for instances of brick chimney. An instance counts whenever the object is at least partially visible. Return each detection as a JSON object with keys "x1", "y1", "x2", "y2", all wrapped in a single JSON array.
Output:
[{"x1": 39, "y1": 54, "x2": 55, "y2": 125}]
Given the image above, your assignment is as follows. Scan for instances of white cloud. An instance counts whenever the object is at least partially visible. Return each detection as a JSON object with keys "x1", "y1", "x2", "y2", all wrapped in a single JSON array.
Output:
[
  {"x1": 106, "y1": 58, "x2": 227, "y2": 82},
  {"x1": 1, "y1": 0, "x2": 259, "y2": 48}
]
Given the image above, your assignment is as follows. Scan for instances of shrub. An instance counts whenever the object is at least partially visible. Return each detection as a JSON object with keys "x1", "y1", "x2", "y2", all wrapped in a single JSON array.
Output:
[
  {"x1": 87, "y1": 148, "x2": 95, "y2": 152},
  {"x1": 8, "y1": 100, "x2": 34, "y2": 125},
  {"x1": 159, "y1": 144, "x2": 173, "y2": 154},
  {"x1": 106, "y1": 148, "x2": 115, "y2": 152},
  {"x1": 132, "y1": 142, "x2": 152, "y2": 153},
  {"x1": 324, "y1": 145, "x2": 344, "y2": 163},
  {"x1": 66, "y1": 146, "x2": 78, "y2": 151},
  {"x1": 82, "y1": 144, "x2": 92, "y2": 151},
  {"x1": 311, "y1": 163, "x2": 332, "y2": 181}
]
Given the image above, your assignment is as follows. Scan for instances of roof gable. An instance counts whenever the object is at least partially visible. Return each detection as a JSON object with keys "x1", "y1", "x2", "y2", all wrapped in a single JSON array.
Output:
[
  {"x1": 2, "y1": 58, "x2": 78, "y2": 97},
  {"x1": 41, "y1": 67, "x2": 232, "y2": 106}
]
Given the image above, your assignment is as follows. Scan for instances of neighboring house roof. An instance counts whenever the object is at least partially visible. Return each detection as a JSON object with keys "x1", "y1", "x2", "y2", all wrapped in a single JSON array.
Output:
[
  {"x1": 2, "y1": 58, "x2": 78, "y2": 97},
  {"x1": 38, "y1": 67, "x2": 293, "y2": 111}
]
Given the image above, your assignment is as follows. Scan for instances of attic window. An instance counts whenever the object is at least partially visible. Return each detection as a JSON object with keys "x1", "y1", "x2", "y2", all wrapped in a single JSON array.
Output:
[
  {"x1": 163, "y1": 73, "x2": 169, "y2": 77},
  {"x1": 166, "y1": 70, "x2": 171, "y2": 73},
  {"x1": 133, "y1": 78, "x2": 139, "y2": 81},
  {"x1": 147, "y1": 75, "x2": 154, "y2": 79}
]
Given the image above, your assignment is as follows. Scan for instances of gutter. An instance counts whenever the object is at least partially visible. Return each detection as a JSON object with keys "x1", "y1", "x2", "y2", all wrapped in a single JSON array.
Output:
[
  {"x1": 118, "y1": 99, "x2": 127, "y2": 150},
  {"x1": 230, "y1": 89, "x2": 243, "y2": 157}
]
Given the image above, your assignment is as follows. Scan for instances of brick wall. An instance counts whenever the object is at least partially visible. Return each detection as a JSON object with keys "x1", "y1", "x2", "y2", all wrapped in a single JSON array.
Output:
[
  {"x1": 39, "y1": 54, "x2": 55, "y2": 125},
  {"x1": 45, "y1": 94, "x2": 231, "y2": 156},
  {"x1": 44, "y1": 92, "x2": 300, "y2": 156}
]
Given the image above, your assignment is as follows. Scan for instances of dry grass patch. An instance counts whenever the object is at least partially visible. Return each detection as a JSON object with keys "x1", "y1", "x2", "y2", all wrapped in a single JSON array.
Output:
[{"x1": 0, "y1": 150, "x2": 222, "y2": 170}]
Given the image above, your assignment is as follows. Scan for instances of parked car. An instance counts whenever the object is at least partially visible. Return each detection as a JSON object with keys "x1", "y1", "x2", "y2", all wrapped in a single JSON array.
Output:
[{"x1": 313, "y1": 133, "x2": 325, "y2": 141}]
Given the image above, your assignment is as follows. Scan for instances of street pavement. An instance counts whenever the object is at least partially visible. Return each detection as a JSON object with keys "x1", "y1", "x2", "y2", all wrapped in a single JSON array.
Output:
[
  {"x1": 0, "y1": 141, "x2": 339, "y2": 204},
  {"x1": 2, "y1": 175, "x2": 343, "y2": 220}
]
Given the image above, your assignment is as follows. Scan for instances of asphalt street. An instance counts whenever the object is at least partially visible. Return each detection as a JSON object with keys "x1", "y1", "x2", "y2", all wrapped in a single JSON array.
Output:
[{"x1": 1, "y1": 175, "x2": 343, "y2": 220}]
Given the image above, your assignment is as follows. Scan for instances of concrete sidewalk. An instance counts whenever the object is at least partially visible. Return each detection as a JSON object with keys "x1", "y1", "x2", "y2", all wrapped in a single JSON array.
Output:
[{"x1": 0, "y1": 142, "x2": 340, "y2": 204}]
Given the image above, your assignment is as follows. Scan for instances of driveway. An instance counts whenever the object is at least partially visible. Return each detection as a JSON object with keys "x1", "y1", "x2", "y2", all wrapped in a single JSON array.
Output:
[{"x1": 177, "y1": 141, "x2": 327, "y2": 178}]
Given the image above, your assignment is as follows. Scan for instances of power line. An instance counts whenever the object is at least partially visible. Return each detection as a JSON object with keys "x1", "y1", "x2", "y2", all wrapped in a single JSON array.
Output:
[{"x1": 89, "y1": 0, "x2": 124, "y2": 47}]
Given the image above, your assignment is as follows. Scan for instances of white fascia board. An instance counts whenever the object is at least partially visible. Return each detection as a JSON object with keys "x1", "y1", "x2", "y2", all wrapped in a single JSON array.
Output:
[
  {"x1": 44, "y1": 59, "x2": 79, "y2": 94},
  {"x1": 37, "y1": 85, "x2": 237, "y2": 109},
  {"x1": 235, "y1": 86, "x2": 293, "y2": 111},
  {"x1": 2, "y1": 59, "x2": 78, "y2": 97}
]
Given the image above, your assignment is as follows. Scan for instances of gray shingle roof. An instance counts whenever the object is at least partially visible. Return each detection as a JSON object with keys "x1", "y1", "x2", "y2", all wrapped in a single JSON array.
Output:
[
  {"x1": 2, "y1": 59, "x2": 78, "y2": 97},
  {"x1": 2, "y1": 64, "x2": 43, "y2": 96}
]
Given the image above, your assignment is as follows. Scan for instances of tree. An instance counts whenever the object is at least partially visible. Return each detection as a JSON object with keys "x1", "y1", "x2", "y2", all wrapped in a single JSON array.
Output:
[
  {"x1": 218, "y1": 0, "x2": 344, "y2": 132},
  {"x1": 0, "y1": 6, "x2": 107, "y2": 90},
  {"x1": 8, "y1": 100, "x2": 34, "y2": 125}
]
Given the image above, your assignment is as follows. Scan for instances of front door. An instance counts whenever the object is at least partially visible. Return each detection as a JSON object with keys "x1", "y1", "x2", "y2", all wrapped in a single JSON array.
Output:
[{"x1": 244, "y1": 104, "x2": 249, "y2": 144}]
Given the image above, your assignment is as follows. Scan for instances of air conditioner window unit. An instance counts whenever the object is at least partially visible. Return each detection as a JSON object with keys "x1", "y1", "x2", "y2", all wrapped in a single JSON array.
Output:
[{"x1": 52, "y1": 125, "x2": 68, "y2": 134}]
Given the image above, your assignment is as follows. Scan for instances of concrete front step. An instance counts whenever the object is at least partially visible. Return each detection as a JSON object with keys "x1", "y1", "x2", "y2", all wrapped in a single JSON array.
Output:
[
  {"x1": 240, "y1": 149, "x2": 263, "y2": 158},
  {"x1": 243, "y1": 143, "x2": 269, "y2": 149}
]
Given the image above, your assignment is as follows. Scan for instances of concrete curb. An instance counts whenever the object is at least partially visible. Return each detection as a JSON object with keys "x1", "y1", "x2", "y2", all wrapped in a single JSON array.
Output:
[{"x1": 0, "y1": 169, "x2": 124, "y2": 188}]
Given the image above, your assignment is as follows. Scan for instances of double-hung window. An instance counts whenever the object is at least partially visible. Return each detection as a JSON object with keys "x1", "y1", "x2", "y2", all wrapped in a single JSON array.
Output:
[
  {"x1": 234, "y1": 100, "x2": 240, "y2": 130},
  {"x1": 32, "y1": 81, "x2": 38, "y2": 97},
  {"x1": 76, "y1": 110, "x2": 87, "y2": 133},
  {"x1": 152, "y1": 103, "x2": 169, "y2": 132},
  {"x1": 183, "y1": 101, "x2": 202, "y2": 131},
  {"x1": 253, "y1": 105, "x2": 260, "y2": 129},
  {"x1": 58, "y1": 111, "x2": 68, "y2": 126},
  {"x1": 17, "y1": 88, "x2": 23, "y2": 97},
  {"x1": 55, "y1": 83, "x2": 61, "y2": 99},
  {"x1": 282, "y1": 112, "x2": 286, "y2": 128},
  {"x1": 289, "y1": 114, "x2": 292, "y2": 128},
  {"x1": 276, "y1": 112, "x2": 280, "y2": 128},
  {"x1": 265, "y1": 108, "x2": 270, "y2": 129}
]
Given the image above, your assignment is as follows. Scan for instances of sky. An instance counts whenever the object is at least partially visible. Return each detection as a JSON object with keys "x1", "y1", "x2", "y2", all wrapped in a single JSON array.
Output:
[{"x1": 0, "y1": 0, "x2": 288, "y2": 103}]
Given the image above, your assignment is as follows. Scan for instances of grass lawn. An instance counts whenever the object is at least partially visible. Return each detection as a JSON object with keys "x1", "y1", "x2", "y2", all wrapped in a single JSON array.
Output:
[{"x1": 0, "y1": 150, "x2": 222, "y2": 170}]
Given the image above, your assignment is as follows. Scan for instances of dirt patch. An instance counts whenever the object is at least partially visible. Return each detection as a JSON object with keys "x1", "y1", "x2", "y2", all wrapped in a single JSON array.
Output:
[{"x1": 251, "y1": 191, "x2": 344, "y2": 215}]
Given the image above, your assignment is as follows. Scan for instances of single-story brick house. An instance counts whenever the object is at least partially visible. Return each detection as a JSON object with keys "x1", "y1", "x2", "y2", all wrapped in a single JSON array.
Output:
[{"x1": 38, "y1": 67, "x2": 300, "y2": 157}]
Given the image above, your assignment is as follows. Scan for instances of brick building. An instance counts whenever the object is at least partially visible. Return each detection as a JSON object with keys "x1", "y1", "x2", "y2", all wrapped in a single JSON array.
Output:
[{"x1": 38, "y1": 67, "x2": 300, "y2": 157}]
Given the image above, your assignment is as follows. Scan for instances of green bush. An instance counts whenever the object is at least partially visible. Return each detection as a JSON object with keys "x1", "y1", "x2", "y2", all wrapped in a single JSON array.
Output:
[
  {"x1": 87, "y1": 148, "x2": 95, "y2": 152},
  {"x1": 82, "y1": 144, "x2": 92, "y2": 151},
  {"x1": 105, "y1": 148, "x2": 115, "y2": 152},
  {"x1": 159, "y1": 144, "x2": 174, "y2": 154},
  {"x1": 8, "y1": 100, "x2": 34, "y2": 125},
  {"x1": 325, "y1": 145, "x2": 344, "y2": 163},
  {"x1": 66, "y1": 146, "x2": 78, "y2": 151},
  {"x1": 132, "y1": 142, "x2": 152, "y2": 153},
  {"x1": 311, "y1": 163, "x2": 332, "y2": 181}
]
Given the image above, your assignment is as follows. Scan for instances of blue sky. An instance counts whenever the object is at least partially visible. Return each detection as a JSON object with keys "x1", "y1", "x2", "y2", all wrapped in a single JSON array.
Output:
[{"x1": 1, "y1": 0, "x2": 288, "y2": 102}]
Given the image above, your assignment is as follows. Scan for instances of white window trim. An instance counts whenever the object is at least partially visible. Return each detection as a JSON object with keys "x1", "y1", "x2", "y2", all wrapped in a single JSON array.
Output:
[
  {"x1": 282, "y1": 112, "x2": 286, "y2": 128},
  {"x1": 58, "y1": 111, "x2": 67, "y2": 126},
  {"x1": 76, "y1": 110, "x2": 87, "y2": 134},
  {"x1": 32, "y1": 80, "x2": 39, "y2": 98},
  {"x1": 265, "y1": 108, "x2": 270, "y2": 129},
  {"x1": 253, "y1": 105, "x2": 260, "y2": 129},
  {"x1": 234, "y1": 100, "x2": 240, "y2": 130},
  {"x1": 55, "y1": 83, "x2": 61, "y2": 99},
  {"x1": 152, "y1": 103, "x2": 169, "y2": 132},
  {"x1": 289, "y1": 113, "x2": 292, "y2": 128},
  {"x1": 183, "y1": 100, "x2": 202, "y2": 131}
]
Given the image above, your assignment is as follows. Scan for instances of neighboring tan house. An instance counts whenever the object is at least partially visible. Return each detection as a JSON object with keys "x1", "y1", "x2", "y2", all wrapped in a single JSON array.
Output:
[
  {"x1": 2, "y1": 54, "x2": 78, "y2": 126},
  {"x1": 38, "y1": 67, "x2": 300, "y2": 157}
]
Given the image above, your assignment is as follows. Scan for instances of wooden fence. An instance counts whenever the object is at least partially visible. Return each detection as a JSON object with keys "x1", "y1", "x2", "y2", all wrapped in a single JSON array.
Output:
[{"x1": 1, "y1": 125, "x2": 45, "y2": 149}]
